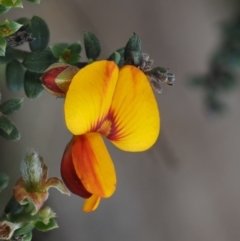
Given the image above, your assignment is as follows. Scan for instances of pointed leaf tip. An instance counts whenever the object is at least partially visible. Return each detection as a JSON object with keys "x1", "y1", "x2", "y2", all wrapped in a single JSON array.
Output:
[{"x1": 84, "y1": 31, "x2": 101, "y2": 60}]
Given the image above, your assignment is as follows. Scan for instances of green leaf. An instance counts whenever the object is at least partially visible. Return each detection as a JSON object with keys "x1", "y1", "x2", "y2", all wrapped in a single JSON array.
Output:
[
  {"x1": 124, "y1": 33, "x2": 141, "y2": 62},
  {"x1": 0, "y1": 20, "x2": 22, "y2": 37},
  {"x1": 116, "y1": 48, "x2": 125, "y2": 67},
  {"x1": 108, "y1": 47, "x2": 125, "y2": 67},
  {"x1": 0, "y1": 4, "x2": 10, "y2": 14},
  {"x1": 0, "y1": 45, "x2": 14, "y2": 63},
  {"x1": 34, "y1": 218, "x2": 58, "y2": 232},
  {"x1": 23, "y1": 49, "x2": 58, "y2": 73},
  {"x1": 29, "y1": 16, "x2": 49, "y2": 52},
  {"x1": 51, "y1": 42, "x2": 82, "y2": 64},
  {"x1": 65, "y1": 53, "x2": 80, "y2": 64},
  {"x1": 26, "y1": 0, "x2": 40, "y2": 3},
  {"x1": 4, "y1": 196, "x2": 23, "y2": 214},
  {"x1": 0, "y1": 36, "x2": 6, "y2": 56},
  {"x1": 50, "y1": 43, "x2": 68, "y2": 58},
  {"x1": 0, "y1": 0, "x2": 23, "y2": 7},
  {"x1": 60, "y1": 49, "x2": 80, "y2": 64},
  {"x1": 130, "y1": 51, "x2": 143, "y2": 66},
  {"x1": 14, "y1": 224, "x2": 34, "y2": 236},
  {"x1": 22, "y1": 232, "x2": 32, "y2": 241},
  {"x1": 84, "y1": 31, "x2": 101, "y2": 60},
  {"x1": 24, "y1": 70, "x2": 43, "y2": 98},
  {"x1": 6, "y1": 59, "x2": 25, "y2": 91},
  {"x1": 0, "y1": 122, "x2": 20, "y2": 140},
  {"x1": 0, "y1": 115, "x2": 14, "y2": 134},
  {"x1": 108, "y1": 51, "x2": 121, "y2": 65},
  {"x1": 0, "y1": 173, "x2": 9, "y2": 191},
  {"x1": 68, "y1": 41, "x2": 82, "y2": 55},
  {"x1": 16, "y1": 17, "x2": 30, "y2": 26},
  {"x1": 0, "y1": 98, "x2": 23, "y2": 115}
]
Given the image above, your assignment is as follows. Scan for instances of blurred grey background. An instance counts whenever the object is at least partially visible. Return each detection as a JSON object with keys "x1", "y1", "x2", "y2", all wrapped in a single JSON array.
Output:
[{"x1": 1, "y1": 0, "x2": 240, "y2": 240}]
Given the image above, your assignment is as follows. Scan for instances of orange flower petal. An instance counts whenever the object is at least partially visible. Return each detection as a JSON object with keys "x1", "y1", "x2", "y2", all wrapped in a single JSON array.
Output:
[
  {"x1": 83, "y1": 195, "x2": 101, "y2": 212},
  {"x1": 72, "y1": 133, "x2": 116, "y2": 198},
  {"x1": 64, "y1": 61, "x2": 119, "y2": 135},
  {"x1": 61, "y1": 140, "x2": 92, "y2": 199},
  {"x1": 108, "y1": 65, "x2": 160, "y2": 151}
]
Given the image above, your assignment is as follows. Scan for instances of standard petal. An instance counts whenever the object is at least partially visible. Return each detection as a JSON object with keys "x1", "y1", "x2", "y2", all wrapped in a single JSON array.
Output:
[
  {"x1": 83, "y1": 195, "x2": 101, "y2": 212},
  {"x1": 72, "y1": 133, "x2": 116, "y2": 198},
  {"x1": 108, "y1": 65, "x2": 160, "y2": 151},
  {"x1": 61, "y1": 140, "x2": 92, "y2": 199},
  {"x1": 64, "y1": 60, "x2": 119, "y2": 135}
]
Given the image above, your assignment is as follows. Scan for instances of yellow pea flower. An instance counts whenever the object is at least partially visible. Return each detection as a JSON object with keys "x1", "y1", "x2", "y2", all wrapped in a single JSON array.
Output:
[{"x1": 61, "y1": 60, "x2": 160, "y2": 212}]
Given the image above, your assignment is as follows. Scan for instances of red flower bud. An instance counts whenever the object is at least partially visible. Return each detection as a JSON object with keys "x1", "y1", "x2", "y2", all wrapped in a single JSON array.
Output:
[{"x1": 41, "y1": 63, "x2": 79, "y2": 97}]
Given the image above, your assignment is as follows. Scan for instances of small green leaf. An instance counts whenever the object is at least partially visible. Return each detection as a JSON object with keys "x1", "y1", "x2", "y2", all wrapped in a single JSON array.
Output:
[
  {"x1": 65, "y1": 53, "x2": 80, "y2": 64},
  {"x1": 26, "y1": 0, "x2": 40, "y2": 3},
  {"x1": 0, "y1": 173, "x2": 9, "y2": 191},
  {"x1": 50, "y1": 43, "x2": 68, "y2": 58},
  {"x1": 116, "y1": 48, "x2": 125, "y2": 67},
  {"x1": 108, "y1": 47, "x2": 125, "y2": 67},
  {"x1": 68, "y1": 41, "x2": 82, "y2": 55},
  {"x1": 0, "y1": 20, "x2": 22, "y2": 37},
  {"x1": 124, "y1": 33, "x2": 141, "y2": 62},
  {"x1": 0, "y1": 115, "x2": 14, "y2": 134},
  {"x1": 0, "y1": 4, "x2": 10, "y2": 14},
  {"x1": 0, "y1": 0, "x2": 23, "y2": 8},
  {"x1": 16, "y1": 17, "x2": 30, "y2": 26},
  {"x1": 6, "y1": 59, "x2": 25, "y2": 91},
  {"x1": 4, "y1": 196, "x2": 23, "y2": 214},
  {"x1": 29, "y1": 16, "x2": 49, "y2": 52},
  {"x1": 34, "y1": 218, "x2": 58, "y2": 232},
  {"x1": 23, "y1": 49, "x2": 58, "y2": 73},
  {"x1": 22, "y1": 232, "x2": 32, "y2": 241},
  {"x1": 0, "y1": 98, "x2": 23, "y2": 115},
  {"x1": 0, "y1": 36, "x2": 6, "y2": 56},
  {"x1": 24, "y1": 70, "x2": 43, "y2": 98},
  {"x1": 13, "y1": 224, "x2": 34, "y2": 236},
  {"x1": 108, "y1": 51, "x2": 121, "y2": 65},
  {"x1": 0, "y1": 45, "x2": 14, "y2": 63},
  {"x1": 60, "y1": 48, "x2": 80, "y2": 64},
  {"x1": 130, "y1": 51, "x2": 143, "y2": 66},
  {"x1": 0, "y1": 122, "x2": 20, "y2": 140},
  {"x1": 84, "y1": 31, "x2": 101, "y2": 60}
]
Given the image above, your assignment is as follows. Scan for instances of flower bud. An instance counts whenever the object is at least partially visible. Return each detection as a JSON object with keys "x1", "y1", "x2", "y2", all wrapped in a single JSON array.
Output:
[
  {"x1": 41, "y1": 63, "x2": 79, "y2": 97},
  {"x1": 38, "y1": 207, "x2": 56, "y2": 225},
  {"x1": 14, "y1": 150, "x2": 70, "y2": 215}
]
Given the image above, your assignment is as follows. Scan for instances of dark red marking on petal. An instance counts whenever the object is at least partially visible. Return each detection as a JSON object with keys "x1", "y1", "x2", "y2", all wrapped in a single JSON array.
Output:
[
  {"x1": 61, "y1": 139, "x2": 92, "y2": 199},
  {"x1": 106, "y1": 110, "x2": 127, "y2": 141}
]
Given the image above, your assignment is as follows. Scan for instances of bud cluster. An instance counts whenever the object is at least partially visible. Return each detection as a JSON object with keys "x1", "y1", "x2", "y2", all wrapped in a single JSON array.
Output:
[
  {"x1": 121, "y1": 33, "x2": 175, "y2": 94},
  {"x1": 145, "y1": 66, "x2": 175, "y2": 94},
  {"x1": 0, "y1": 150, "x2": 70, "y2": 241}
]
